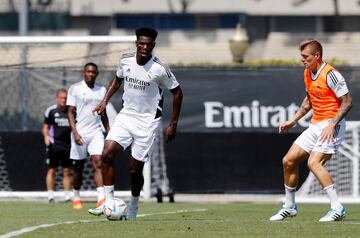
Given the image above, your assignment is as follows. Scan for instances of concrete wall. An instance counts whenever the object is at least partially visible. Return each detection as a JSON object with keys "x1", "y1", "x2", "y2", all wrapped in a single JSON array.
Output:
[
  {"x1": 68, "y1": 0, "x2": 360, "y2": 16},
  {"x1": 2, "y1": 0, "x2": 360, "y2": 16}
]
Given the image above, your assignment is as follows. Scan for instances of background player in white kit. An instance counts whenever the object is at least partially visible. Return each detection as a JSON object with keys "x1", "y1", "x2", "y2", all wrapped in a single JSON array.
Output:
[
  {"x1": 67, "y1": 62, "x2": 110, "y2": 209},
  {"x1": 89, "y1": 27, "x2": 183, "y2": 220}
]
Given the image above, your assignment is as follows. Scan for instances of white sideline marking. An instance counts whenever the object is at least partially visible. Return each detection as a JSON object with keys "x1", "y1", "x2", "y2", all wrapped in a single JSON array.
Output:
[
  {"x1": 345, "y1": 222, "x2": 360, "y2": 225},
  {"x1": 138, "y1": 208, "x2": 206, "y2": 217},
  {"x1": 0, "y1": 208, "x2": 207, "y2": 238}
]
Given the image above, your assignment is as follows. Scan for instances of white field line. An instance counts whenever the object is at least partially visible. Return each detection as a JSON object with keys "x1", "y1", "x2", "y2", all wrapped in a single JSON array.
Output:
[{"x1": 0, "y1": 208, "x2": 207, "y2": 238}]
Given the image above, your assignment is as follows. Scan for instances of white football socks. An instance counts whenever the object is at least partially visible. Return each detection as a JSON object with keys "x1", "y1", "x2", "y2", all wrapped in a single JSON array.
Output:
[
  {"x1": 96, "y1": 186, "x2": 105, "y2": 201},
  {"x1": 324, "y1": 184, "x2": 342, "y2": 210},
  {"x1": 47, "y1": 190, "x2": 54, "y2": 200},
  {"x1": 284, "y1": 184, "x2": 296, "y2": 208},
  {"x1": 73, "y1": 189, "x2": 80, "y2": 201},
  {"x1": 64, "y1": 190, "x2": 71, "y2": 201},
  {"x1": 104, "y1": 185, "x2": 115, "y2": 200}
]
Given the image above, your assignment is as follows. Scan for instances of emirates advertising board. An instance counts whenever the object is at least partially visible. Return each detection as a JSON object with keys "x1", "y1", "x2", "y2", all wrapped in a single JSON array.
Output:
[{"x1": 162, "y1": 66, "x2": 358, "y2": 133}]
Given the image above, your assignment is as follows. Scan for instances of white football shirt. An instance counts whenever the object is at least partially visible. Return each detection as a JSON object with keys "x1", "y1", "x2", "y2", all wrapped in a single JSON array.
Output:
[
  {"x1": 66, "y1": 80, "x2": 106, "y2": 136},
  {"x1": 116, "y1": 53, "x2": 179, "y2": 121}
]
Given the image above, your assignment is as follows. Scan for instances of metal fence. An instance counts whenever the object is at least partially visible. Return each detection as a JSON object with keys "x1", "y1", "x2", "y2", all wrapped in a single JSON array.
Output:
[{"x1": 0, "y1": 68, "x2": 118, "y2": 131}]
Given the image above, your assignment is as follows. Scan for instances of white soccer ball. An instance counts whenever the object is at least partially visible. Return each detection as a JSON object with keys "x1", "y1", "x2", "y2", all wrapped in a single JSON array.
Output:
[{"x1": 103, "y1": 198, "x2": 127, "y2": 221}]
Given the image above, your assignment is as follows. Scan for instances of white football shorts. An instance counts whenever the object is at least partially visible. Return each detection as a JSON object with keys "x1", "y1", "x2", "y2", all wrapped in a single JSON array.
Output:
[
  {"x1": 70, "y1": 130, "x2": 105, "y2": 160},
  {"x1": 294, "y1": 119, "x2": 346, "y2": 154},
  {"x1": 106, "y1": 112, "x2": 160, "y2": 162}
]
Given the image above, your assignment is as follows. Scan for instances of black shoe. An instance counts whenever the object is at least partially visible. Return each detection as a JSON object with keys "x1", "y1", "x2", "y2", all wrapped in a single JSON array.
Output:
[
  {"x1": 169, "y1": 191, "x2": 175, "y2": 203},
  {"x1": 48, "y1": 198, "x2": 55, "y2": 203},
  {"x1": 156, "y1": 188, "x2": 163, "y2": 203}
]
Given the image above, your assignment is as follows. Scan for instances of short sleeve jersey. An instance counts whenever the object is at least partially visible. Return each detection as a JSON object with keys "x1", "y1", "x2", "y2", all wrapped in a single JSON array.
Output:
[
  {"x1": 66, "y1": 80, "x2": 106, "y2": 136},
  {"x1": 44, "y1": 104, "x2": 71, "y2": 151},
  {"x1": 116, "y1": 53, "x2": 179, "y2": 120}
]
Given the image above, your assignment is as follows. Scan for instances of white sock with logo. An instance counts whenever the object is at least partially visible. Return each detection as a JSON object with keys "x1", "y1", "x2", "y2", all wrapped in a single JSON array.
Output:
[{"x1": 104, "y1": 185, "x2": 115, "y2": 200}]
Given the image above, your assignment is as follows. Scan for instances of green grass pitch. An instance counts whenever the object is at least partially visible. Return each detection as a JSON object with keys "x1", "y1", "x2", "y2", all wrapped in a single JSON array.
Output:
[{"x1": 1, "y1": 201, "x2": 360, "y2": 238}]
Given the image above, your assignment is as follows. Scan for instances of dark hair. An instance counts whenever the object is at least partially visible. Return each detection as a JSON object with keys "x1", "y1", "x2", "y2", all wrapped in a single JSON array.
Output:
[
  {"x1": 299, "y1": 39, "x2": 323, "y2": 58},
  {"x1": 84, "y1": 62, "x2": 98, "y2": 70},
  {"x1": 135, "y1": 27, "x2": 158, "y2": 40}
]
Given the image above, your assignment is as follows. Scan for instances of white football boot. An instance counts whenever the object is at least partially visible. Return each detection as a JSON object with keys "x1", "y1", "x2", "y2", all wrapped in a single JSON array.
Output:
[
  {"x1": 88, "y1": 204, "x2": 105, "y2": 216},
  {"x1": 319, "y1": 207, "x2": 346, "y2": 222},
  {"x1": 126, "y1": 201, "x2": 138, "y2": 220},
  {"x1": 269, "y1": 205, "x2": 298, "y2": 221}
]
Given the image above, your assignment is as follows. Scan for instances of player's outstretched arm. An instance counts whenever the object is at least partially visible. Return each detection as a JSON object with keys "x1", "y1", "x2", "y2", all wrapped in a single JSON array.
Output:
[
  {"x1": 279, "y1": 95, "x2": 311, "y2": 134},
  {"x1": 165, "y1": 86, "x2": 183, "y2": 143},
  {"x1": 93, "y1": 76, "x2": 123, "y2": 115}
]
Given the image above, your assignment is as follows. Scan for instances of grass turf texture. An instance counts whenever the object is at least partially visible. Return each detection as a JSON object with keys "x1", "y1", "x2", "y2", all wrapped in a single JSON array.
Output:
[{"x1": 1, "y1": 201, "x2": 360, "y2": 238}]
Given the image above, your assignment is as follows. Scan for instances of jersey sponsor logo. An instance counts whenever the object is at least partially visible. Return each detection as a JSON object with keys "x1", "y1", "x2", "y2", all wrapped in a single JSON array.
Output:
[
  {"x1": 204, "y1": 100, "x2": 310, "y2": 129},
  {"x1": 125, "y1": 76, "x2": 150, "y2": 91},
  {"x1": 54, "y1": 117, "x2": 70, "y2": 127}
]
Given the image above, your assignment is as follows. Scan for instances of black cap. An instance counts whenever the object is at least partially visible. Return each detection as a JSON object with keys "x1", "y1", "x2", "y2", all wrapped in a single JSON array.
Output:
[{"x1": 135, "y1": 27, "x2": 158, "y2": 40}]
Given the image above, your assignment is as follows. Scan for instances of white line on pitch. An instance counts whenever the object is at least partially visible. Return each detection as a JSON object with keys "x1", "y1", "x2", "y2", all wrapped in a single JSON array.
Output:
[
  {"x1": 344, "y1": 222, "x2": 360, "y2": 225},
  {"x1": 0, "y1": 208, "x2": 207, "y2": 238}
]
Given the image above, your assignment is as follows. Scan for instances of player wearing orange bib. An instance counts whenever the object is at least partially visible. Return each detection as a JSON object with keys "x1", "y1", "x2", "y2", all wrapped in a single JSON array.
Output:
[
  {"x1": 270, "y1": 39, "x2": 352, "y2": 222},
  {"x1": 304, "y1": 63, "x2": 342, "y2": 123}
]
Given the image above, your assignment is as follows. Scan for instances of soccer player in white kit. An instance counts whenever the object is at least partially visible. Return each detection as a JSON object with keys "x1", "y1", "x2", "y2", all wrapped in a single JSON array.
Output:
[
  {"x1": 67, "y1": 62, "x2": 110, "y2": 209},
  {"x1": 89, "y1": 27, "x2": 183, "y2": 220},
  {"x1": 269, "y1": 39, "x2": 353, "y2": 222}
]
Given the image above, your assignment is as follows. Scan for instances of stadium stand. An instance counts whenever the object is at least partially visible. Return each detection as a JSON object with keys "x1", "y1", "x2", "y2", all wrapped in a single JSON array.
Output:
[
  {"x1": 110, "y1": 29, "x2": 234, "y2": 65},
  {"x1": 262, "y1": 32, "x2": 360, "y2": 65},
  {"x1": 0, "y1": 30, "x2": 90, "y2": 67},
  {"x1": 3, "y1": 29, "x2": 360, "y2": 66}
]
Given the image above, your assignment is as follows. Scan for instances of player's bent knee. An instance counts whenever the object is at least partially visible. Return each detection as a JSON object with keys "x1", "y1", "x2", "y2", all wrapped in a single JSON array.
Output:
[
  {"x1": 307, "y1": 159, "x2": 321, "y2": 171},
  {"x1": 101, "y1": 151, "x2": 115, "y2": 165},
  {"x1": 63, "y1": 168, "x2": 72, "y2": 177},
  {"x1": 282, "y1": 156, "x2": 297, "y2": 170}
]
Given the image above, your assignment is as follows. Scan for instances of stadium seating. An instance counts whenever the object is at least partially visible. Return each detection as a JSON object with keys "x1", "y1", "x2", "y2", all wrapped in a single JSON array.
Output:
[
  {"x1": 262, "y1": 32, "x2": 360, "y2": 65},
  {"x1": 2, "y1": 29, "x2": 360, "y2": 67},
  {"x1": 110, "y1": 29, "x2": 234, "y2": 65},
  {"x1": 0, "y1": 29, "x2": 90, "y2": 67}
]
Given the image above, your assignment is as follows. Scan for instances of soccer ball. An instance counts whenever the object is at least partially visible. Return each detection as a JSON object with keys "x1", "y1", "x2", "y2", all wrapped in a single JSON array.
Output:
[{"x1": 103, "y1": 198, "x2": 127, "y2": 221}]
